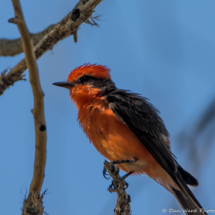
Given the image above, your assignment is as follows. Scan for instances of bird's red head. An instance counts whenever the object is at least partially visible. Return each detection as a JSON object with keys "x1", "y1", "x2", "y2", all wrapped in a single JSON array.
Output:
[
  {"x1": 53, "y1": 64, "x2": 115, "y2": 109},
  {"x1": 67, "y1": 63, "x2": 111, "y2": 82}
]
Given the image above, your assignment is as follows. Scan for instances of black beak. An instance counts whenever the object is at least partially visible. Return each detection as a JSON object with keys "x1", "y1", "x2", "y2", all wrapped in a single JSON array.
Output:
[{"x1": 53, "y1": 82, "x2": 74, "y2": 89}]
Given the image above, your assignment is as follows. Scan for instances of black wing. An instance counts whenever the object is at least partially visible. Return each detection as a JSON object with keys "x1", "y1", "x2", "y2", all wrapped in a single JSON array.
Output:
[
  {"x1": 106, "y1": 89, "x2": 206, "y2": 214},
  {"x1": 106, "y1": 89, "x2": 178, "y2": 177}
]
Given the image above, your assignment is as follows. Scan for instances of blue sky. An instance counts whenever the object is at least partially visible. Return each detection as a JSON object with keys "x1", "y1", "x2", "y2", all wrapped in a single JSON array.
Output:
[{"x1": 1, "y1": 0, "x2": 215, "y2": 214}]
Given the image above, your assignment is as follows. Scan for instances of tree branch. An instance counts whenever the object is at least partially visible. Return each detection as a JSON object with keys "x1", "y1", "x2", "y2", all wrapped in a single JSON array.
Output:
[
  {"x1": 104, "y1": 160, "x2": 131, "y2": 215},
  {"x1": 0, "y1": 24, "x2": 55, "y2": 56},
  {"x1": 10, "y1": 0, "x2": 47, "y2": 213},
  {"x1": 0, "y1": 0, "x2": 102, "y2": 96}
]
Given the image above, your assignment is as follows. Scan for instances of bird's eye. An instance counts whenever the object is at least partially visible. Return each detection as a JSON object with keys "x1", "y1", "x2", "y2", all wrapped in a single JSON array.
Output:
[{"x1": 80, "y1": 75, "x2": 90, "y2": 83}]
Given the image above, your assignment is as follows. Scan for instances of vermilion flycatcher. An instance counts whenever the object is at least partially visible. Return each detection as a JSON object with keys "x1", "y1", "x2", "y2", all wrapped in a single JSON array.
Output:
[{"x1": 53, "y1": 64, "x2": 206, "y2": 215}]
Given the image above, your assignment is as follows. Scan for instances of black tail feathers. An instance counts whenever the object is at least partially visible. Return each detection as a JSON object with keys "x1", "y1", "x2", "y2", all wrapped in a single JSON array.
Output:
[
  {"x1": 178, "y1": 165, "x2": 199, "y2": 187},
  {"x1": 172, "y1": 188, "x2": 207, "y2": 215},
  {"x1": 171, "y1": 169, "x2": 207, "y2": 215}
]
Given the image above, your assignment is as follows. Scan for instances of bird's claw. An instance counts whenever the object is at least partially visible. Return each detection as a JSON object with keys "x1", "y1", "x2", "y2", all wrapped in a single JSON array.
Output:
[
  {"x1": 124, "y1": 181, "x2": 129, "y2": 189},
  {"x1": 103, "y1": 166, "x2": 109, "y2": 179},
  {"x1": 108, "y1": 180, "x2": 129, "y2": 191},
  {"x1": 108, "y1": 181, "x2": 115, "y2": 190}
]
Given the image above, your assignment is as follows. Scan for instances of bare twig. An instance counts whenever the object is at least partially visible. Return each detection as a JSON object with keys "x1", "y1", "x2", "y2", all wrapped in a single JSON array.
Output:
[
  {"x1": 0, "y1": 69, "x2": 25, "y2": 93},
  {"x1": 10, "y1": 0, "x2": 47, "y2": 213},
  {"x1": 104, "y1": 160, "x2": 131, "y2": 215},
  {"x1": 0, "y1": 24, "x2": 55, "y2": 56},
  {"x1": 0, "y1": 0, "x2": 102, "y2": 96}
]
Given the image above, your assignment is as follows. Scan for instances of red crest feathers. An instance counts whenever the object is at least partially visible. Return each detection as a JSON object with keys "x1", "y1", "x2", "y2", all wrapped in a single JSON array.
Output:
[{"x1": 67, "y1": 63, "x2": 111, "y2": 82}]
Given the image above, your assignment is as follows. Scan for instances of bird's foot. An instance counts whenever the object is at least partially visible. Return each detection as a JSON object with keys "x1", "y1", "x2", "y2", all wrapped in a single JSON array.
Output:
[
  {"x1": 103, "y1": 161, "x2": 119, "y2": 179},
  {"x1": 108, "y1": 178, "x2": 129, "y2": 190},
  {"x1": 122, "y1": 171, "x2": 134, "y2": 180},
  {"x1": 103, "y1": 159, "x2": 136, "y2": 179},
  {"x1": 103, "y1": 166, "x2": 110, "y2": 179},
  {"x1": 111, "y1": 159, "x2": 136, "y2": 165}
]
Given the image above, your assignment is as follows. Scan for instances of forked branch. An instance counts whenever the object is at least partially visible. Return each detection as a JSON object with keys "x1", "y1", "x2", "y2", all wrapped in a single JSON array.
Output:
[
  {"x1": 0, "y1": 24, "x2": 55, "y2": 56},
  {"x1": 0, "y1": 0, "x2": 102, "y2": 96}
]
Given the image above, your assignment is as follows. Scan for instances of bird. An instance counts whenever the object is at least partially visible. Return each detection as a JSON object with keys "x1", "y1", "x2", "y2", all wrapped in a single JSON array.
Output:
[{"x1": 53, "y1": 64, "x2": 207, "y2": 215}]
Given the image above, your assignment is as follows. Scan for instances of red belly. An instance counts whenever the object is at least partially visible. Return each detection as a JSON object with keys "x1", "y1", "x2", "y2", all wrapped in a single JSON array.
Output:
[{"x1": 78, "y1": 103, "x2": 178, "y2": 191}]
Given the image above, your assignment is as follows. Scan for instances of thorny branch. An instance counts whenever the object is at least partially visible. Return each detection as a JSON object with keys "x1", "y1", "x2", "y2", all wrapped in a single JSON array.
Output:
[
  {"x1": 10, "y1": 0, "x2": 47, "y2": 214},
  {"x1": 104, "y1": 160, "x2": 131, "y2": 215},
  {"x1": 0, "y1": 0, "x2": 102, "y2": 96},
  {"x1": 0, "y1": 24, "x2": 55, "y2": 56}
]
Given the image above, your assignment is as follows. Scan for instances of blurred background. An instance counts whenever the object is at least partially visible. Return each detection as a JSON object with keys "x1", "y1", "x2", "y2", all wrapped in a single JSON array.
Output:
[{"x1": 1, "y1": 0, "x2": 215, "y2": 214}]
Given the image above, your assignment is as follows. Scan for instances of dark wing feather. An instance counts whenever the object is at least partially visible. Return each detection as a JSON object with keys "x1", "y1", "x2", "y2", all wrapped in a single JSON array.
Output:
[
  {"x1": 106, "y1": 89, "x2": 178, "y2": 177},
  {"x1": 106, "y1": 89, "x2": 206, "y2": 214}
]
